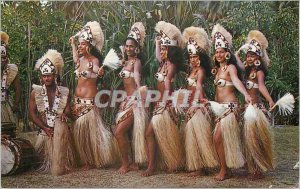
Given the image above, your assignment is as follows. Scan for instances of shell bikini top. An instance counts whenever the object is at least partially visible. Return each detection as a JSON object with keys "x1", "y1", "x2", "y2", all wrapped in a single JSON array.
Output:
[
  {"x1": 119, "y1": 59, "x2": 135, "y2": 79},
  {"x1": 74, "y1": 61, "x2": 98, "y2": 79},
  {"x1": 155, "y1": 61, "x2": 174, "y2": 83},
  {"x1": 213, "y1": 65, "x2": 233, "y2": 87},
  {"x1": 246, "y1": 80, "x2": 259, "y2": 89},
  {"x1": 246, "y1": 69, "x2": 259, "y2": 89},
  {"x1": 119, "y1": 70, "x2": 134, "y2": 78},
  {"x1": 186, "y1": 69, "x2": 199, "y2": 87}
]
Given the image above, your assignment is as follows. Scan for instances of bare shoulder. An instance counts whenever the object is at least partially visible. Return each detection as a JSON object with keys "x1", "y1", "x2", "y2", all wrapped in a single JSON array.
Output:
[{"x1": 91, "y1": 56, "x2": 100, "y2": 66}]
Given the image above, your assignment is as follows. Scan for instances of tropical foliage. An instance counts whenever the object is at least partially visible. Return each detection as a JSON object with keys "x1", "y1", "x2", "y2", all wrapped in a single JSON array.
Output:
[{"x1": 1, "y1": 1, "x2": 298, "y2": 130}]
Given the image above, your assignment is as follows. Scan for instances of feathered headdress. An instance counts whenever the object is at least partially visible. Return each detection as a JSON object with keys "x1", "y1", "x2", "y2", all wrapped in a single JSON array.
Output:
[
  {"x1": 74, "y1": 21, "x2": 104, "y2": 52},
  {"x1": 127, "y1": 22, "x2": 146, "y2": 47},
  {"x1": 0, "y1": 31, "x2": 9, "y2": 58},
  {"x1": 0, "y1": 31, "x2": 9, "y2": 45},
  {"x1": 182, "y1": 26, "x2": 211, "y2": 55},
  {"x1": 246, "y1": 30, "x2": 270, "y2": 67},
  {"x1": 211, "y1": 24, "x2": 232, "y2": 50},
  {"x1": 35, "y1": 49, "x2": 64, "y2": 77},
  {"x1": 155, "y1": 21, "x2": 183, "y2": 48}
]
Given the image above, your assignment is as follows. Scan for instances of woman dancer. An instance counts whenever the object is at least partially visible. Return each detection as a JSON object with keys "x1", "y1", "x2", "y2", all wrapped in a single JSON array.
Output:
[
  {"x1": 182, "y1": 26, "x2": 219, "y2": 176},
  {"x1": 236, "y1": 30, "x2": 274, "y2": 180},
  {"x1": 29, "y1": 49, "x2": 76, "y2": 175},
  {"x1": 69, "y1": 21, "x2": 116, "y2": 169},
  {"x1": 142, "y1": 21, "x2": 185, "y2": 177},
  {"x1": 114, "y1": 22, "x2": 148, "y2": 174},
  {"x1": 210, "y1": 24, "x2": 252, "y2": 181}
]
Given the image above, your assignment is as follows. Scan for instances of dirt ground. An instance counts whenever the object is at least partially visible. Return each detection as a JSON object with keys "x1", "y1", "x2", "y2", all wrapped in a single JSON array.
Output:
[{"x1": 1, "y1": 126, "x2": 299, "y2": 188}]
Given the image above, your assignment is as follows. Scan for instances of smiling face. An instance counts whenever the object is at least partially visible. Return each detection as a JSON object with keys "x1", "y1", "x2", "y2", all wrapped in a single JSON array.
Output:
[
  {"x1": 78, "y1": 39, "x2": 90, "y2": 56},
  {"x1": 246, "y1": 51, "x2": 259, "y2": 66},
  {"x1": 124, "y1": 39, "x2": 137, "y2": 57},
  {"x1": 189, "y1": 54, "x2": 200, "y2": 68},
  {"x1": 160, "y1": 45, "x2": 168, "y2": 60},
  {"x1": 41, "y1": 74, "x2": 56, "y2": 87},
  {"x1": 215, "y1": 48, "x2": 226, "y2": 63}
]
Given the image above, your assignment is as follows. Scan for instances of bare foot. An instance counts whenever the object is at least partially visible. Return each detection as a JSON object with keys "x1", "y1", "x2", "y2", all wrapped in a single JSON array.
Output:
[
  {"x1": 214, "y1": 170, "x2": 230, "y2": 181},
  {"x1": 117, "y1": 165, "x2": 130, "y2": 174},
  {"x1": 129, "y1": 163, "x2": 139, "y2": 171},
  {"x1": 187, "y1": 171, "x2": 201, "y2": 177},
  {"x1": 248, "y1": 171, "x2": 263, "y2": 180},
  {"x1": 141, "y1": 168, "x2": 154, "y2": 177}
]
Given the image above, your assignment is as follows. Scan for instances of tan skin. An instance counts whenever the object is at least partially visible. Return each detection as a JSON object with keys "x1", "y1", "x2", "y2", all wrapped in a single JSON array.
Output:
[
  {"x1": 69, "y1": 37, "x2": 104, "y2": 169},
  {"x1": 244, "y1": 52, "x2": 275, "y2": 180},
  {"x1": 186, "y1": 54, "x2": 207, "y2": 177},
  {"x1": 69, "y1": 37, "x2": 104, "y2": 98},
  {"x1": 1, "y1": 56, "x2": 21, "y2": 113},
  {"x1": 114, "y1": 39, "x2": 142, "y2": 174},
  {"x1": 29, "y1": 74, "x2": 72, "y2": 138},
  {"x1": 213, "y1": 48, "x2": 252, "y2": 181},
  {"x1": 142, "y1": 38, "x2": 176, "y2": 177}
]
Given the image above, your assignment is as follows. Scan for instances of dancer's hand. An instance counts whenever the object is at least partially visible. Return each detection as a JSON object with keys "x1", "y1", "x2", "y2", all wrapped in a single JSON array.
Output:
[
  {"x1": 44, "y1": 127, "x2": 53, "y2": 138},
  {"x1": 69, "y1": 37, "x2": 75, "y2": 45},
  {"x1": 199, "y1": 98, "x2": 209, "y2": 104},
  {"x1": 245, "y1": 94, "x2": 253, "y2": 104},
  {"x1": 97, "y1": 67, "x2": 105, "y2": 76},
  {"x1": 269, "y1": 100, "x2": 275, "y2": 109},
  {"x1": 59, "y1": 113, "x2": 69, "y2": 122}
]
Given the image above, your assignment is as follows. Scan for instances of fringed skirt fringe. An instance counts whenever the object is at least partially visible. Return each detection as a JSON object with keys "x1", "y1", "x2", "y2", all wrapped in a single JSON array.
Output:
[
  {"x1": 185, "y1": 107, "x2": 219, "y2": 171},
  {"x1": 35, "y1": 119, "x2": 76, "y2": 175},
  {"x1": 244, "y1": 105, "x2": 274, "y2": 173}
]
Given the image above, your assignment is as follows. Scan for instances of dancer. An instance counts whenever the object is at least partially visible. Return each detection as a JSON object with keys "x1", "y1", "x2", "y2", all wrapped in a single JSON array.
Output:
[
  {"x1": 182, "y1": 26, "x2": 218, "y2": 176},
  {"x1": 210, "y1": 24, "x2": 252, "y2": 181},
  {"x1": 237, "y1": 30, "x2": 274, "y2": 180},
  {"x1": 142, "y1": 21, "x2": 185, "y2": 177},
  {"x1": 114, "y1": 22, "x2": 148, "y2": 174},
  {"x1": 70, "y1": 21, "x2": 117, "y2": 169},
  {"x1": 1, "y1": 31, "x2": 21, "y2": 132},
  {"x1": 29, "y1": 49, "x2": 76, "y2": 175}
]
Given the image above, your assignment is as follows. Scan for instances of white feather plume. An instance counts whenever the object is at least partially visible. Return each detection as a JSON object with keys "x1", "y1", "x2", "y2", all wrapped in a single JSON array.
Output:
[
  {"x1": 244, "y1": 104, "x2": 257, "y2": 122},
  {"x1": 103, "y1": 48, "x2": 121, "y2": 70},
  {"x1": 209, "y1": 101, "x2": 227, "y2": 116},
  {"x1": 273, "y1": 93, "x2": 295, "y2": 116}
]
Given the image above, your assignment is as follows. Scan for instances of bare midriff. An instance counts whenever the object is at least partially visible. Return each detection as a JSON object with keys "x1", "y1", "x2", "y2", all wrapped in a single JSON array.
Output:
[
  {"x1": 122, "y1": 77, "x2": 137, "y2": 96},
  {"x1": 215, "y1": 86, "x2": 238, "y2": 103},
  {"x1": 75, "y1": 78, "x2": 98, "y2": 98}
]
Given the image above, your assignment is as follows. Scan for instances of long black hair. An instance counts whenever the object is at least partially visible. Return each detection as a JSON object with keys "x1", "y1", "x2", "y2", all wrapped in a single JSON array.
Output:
[
  {"x1": 90, "y1": 45, "x2": 104, "y2": 65},
  {"x1": 123, "y1": 37, "x2": 145, "y2": 64},
  {"x1": 166, "y1": 45, "x2": 185, "y2": 72},
  {"x1": 213, "y1": 48, "x2": 242, "y2": 80}
]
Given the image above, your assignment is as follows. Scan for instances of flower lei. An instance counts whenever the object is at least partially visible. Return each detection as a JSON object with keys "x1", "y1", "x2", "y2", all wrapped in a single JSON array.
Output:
[
  {"x1": 42, "y1": 84, "x2": 61, "y2": 128},
  {"x1": 1, "y1": 68, "x2": 8, "y2": 102}
]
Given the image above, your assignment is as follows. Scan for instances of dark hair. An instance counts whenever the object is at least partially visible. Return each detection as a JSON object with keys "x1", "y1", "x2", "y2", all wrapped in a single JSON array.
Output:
[
  {"x1": 123, "y1": 37, "x2": 145, "y2": 63},
  {"x1": 166, "y1": 46, "x2": 184, "y2": 72},
  {"x1": 213, "y1": 48, "x2": 242, "y2": 80},
  {"x1": 186, "y1": 50, "x2": 212, "y2": 77},
  {"x1": 90, "y1": 45, "x2": 104, "y2": 65}
]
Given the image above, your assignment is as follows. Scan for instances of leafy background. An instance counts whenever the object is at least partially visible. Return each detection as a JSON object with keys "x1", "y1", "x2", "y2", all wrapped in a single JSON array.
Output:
[{"x1": 1, "y1": 1, "x2": 298, "y2": 131}]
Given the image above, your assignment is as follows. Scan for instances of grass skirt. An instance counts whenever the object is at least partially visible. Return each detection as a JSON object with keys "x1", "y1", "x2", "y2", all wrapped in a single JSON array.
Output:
[
  {"x1": 184, "y1": 106, "x2": 219, "y2": 171},
  {"x1": 35, "y1": 119, "x2": 76, "y2": 175},
  {"x1": 214, "y1": 105, "x2": 245, "y2": 169},
  {"x1": 73, "y1": 105, "x2": 118, "y2": 168},
  {"x1": 151, "y1": 105, "x2": 184, "y2": 171},
  {"x1": 244, "y1": 104, "x2": 274, "y2": 173}
]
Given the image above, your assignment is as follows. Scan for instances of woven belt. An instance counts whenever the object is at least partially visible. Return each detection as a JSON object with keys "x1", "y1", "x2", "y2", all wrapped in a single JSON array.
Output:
[{"x1": 73, "y1": 97, "x2": 94, "y2": 105}]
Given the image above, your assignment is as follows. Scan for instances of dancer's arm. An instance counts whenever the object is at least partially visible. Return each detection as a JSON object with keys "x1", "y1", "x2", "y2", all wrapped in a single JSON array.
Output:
[{"x1": 257, "y1": 70, "x2": 275, "y2": 108}]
